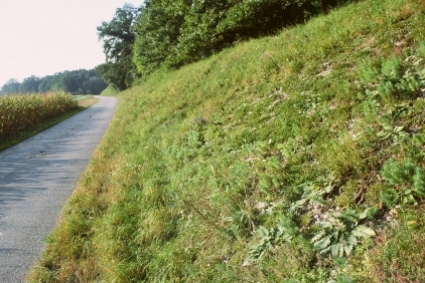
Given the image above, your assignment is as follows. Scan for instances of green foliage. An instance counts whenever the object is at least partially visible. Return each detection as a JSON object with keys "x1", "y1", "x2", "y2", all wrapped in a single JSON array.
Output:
[
  {"x1": 132, "y1": 0, "x2": 356, "y2": 76},
  {"x1": 100, "y1": 85, "x2": 118, "y2": 96},
  {"x1": 380, "y1": 159, "x2": 425, "y2": 208},
  {"x1": 248, "y1": 217, "x2": 299, "y2": 260},
  {"x1": 95, "y1": 59, "x2": 135, "y2": 92},
  {"x1": 359, "y1": 52, "x2": 425, "y2": 101},
  {"x1": 254, "y1": 236, "x2": 324, "y2": 282},
  {"x1": 28, "y1": 0, "x2": 425, "y2": 282},
  {"x1": 0, "y1": 69, "x2": 106, "y2": 95},
  {"x1": 132, "y1": 0, "x2": 186, "y2": 76},
  {"x1": 19, "y1": 76, "x2": 41, "y2": 93},
  {"x1": 0, "y1": 78, "x2": 20, "y2": 94},
  {"x1": 96, "y1": 4, "x2": 141, "y2": 90},
  {"x1": 170, "y1": 0, "x2": 231, "y2": 67},
  {"x1": 217, "y1": 0, "x2": 314, "y2": 40},
  {"x1": 311, "y1": 209, "x2": 375, "y2": 257},
  {"x1": 366, "y1": 209, "x2": 425, "y2": 282}
]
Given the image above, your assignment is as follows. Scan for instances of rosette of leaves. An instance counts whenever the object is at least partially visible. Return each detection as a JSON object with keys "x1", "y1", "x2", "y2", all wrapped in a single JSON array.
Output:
[
  {"x1": 311, "y1": 208, "x2": 376, "y2": 257},
  {"x1": 249, "y1": 217, "x2": 299, "y2": 260},
  {"x1": 380, "y1": 159, "x2": 425, "y2": 208},
  {"x1": 359, "y1": 44, "x2": 425, "y2": 101}
]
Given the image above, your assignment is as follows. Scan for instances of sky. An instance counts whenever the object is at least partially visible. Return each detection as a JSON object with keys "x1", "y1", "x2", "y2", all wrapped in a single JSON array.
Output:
[{"x1": 0, "y1": 0, "x2": 142, "y2": 85}]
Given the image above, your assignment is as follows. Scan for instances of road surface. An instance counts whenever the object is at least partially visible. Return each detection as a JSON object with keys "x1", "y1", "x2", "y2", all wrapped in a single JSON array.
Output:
[{"x1": 0, "y1": 96, "x2": 117, "y2": 282}]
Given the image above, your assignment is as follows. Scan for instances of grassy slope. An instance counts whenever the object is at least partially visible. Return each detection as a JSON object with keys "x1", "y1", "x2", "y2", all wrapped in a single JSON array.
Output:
[{"x1": 29, "y1": 0, "x2": 425, "y2": 282}]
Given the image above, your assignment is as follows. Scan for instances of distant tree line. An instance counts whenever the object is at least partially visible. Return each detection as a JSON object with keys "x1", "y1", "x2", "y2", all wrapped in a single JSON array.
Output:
[
  {"x1": 96, "y1": 0, "x2": 357, "y2": 91},
  {"x1": 0, "y1": 69, "x2": 107, "y2": 95}
]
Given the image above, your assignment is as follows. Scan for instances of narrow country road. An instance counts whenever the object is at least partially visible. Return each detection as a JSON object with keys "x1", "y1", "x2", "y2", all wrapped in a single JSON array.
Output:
[{"x1": 0, "y1": 96, "x2": 117, "y2": 282}]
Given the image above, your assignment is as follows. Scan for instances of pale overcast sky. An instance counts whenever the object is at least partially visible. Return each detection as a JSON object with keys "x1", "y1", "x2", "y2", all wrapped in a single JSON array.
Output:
[{"x1": 0, "y1": 0, "x2": 142, "y2": 85}]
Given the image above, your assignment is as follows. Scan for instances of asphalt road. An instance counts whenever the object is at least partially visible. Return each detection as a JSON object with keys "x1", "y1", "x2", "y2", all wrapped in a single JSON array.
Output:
[{"x1": 0, "y1": 96, "x2": 117, "y2": 282}]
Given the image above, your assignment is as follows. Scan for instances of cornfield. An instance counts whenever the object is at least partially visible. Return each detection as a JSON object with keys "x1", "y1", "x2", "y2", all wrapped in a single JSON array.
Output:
[{"x1": 0, "y1": 92, "x2": 77, "y2": 138}]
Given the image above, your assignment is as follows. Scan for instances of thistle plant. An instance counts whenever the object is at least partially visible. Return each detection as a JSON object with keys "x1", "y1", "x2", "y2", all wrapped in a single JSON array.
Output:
[
  {"x1": 311, "y1": 209, "x2": 376, "y2": 257},
  {"x1": 359, "y1": 45, "x2": 425, "y2": 101},
  {"x1": 248, "y1": 217, "x2": 299, "y2": 260}
]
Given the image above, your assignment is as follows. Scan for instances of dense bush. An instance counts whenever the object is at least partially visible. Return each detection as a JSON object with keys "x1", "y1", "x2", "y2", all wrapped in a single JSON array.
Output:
[
  {"x1": 101, "y1": 0, "x2": 357, "y2": 88},
  {"x1": 217, "y1": 0, "x2": 314, "y2": 41},
  {"x1": 132, "y1": 0, "x2": 186, "y2": 76},
  {"x1": 132, "y1": 0, "x2": 357, "y2": 77}
]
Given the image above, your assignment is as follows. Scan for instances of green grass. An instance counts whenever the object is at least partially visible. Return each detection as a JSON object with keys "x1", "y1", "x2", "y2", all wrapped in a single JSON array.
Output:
[
  {"x1": 28, "y1": 0, "x2": 425, "y2": 282},
  {"x1": 0, "y1": 95, "x2": 97, "y2": 152},
  {"x1": 100, "y1": 85, "x2": 119, "y2": 96},
  {"x1": 72, "y1": 94, "x2": 94, "y2": 101}
]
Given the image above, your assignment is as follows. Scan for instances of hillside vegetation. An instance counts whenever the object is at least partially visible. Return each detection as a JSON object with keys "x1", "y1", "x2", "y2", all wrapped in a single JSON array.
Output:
[
  {"x1": 96, "y1": 0, "x2": 355, "y2": 90},
  {"x1": 29, "y1": 0, "x2": 425, "y2": 282}
]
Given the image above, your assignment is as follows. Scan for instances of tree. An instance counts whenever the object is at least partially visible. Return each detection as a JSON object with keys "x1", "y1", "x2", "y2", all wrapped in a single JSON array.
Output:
[
  {"x1": 1, "y1": 70, "x2": 106, "y2": 95},
  {"x1": 132, "y1": 0, "x2": 187, "y2": 76},
  {"x1": 83, "y1": 76, "x2": 107, "y2": 95},
  {"x1": 131, "y1": 0, "x2": 356, "y2": 77},
  {"x1": 172, "y1": 0, "x2": 235, "y2": 66},
  {"x1": 97, "y1": 3, "x2": 141, "y2": 90},
  {"x1": 217, "y1": 0, "x2": 316, "y2": 42},
  {"x1": 132, "y1": 0, "x2": 233, "y2": 74},
  {"x1": 0, "y1": 78, "x2": 20, "y2": 95},
  {"x1": 19, "y1": 76, "x2": 41, "y2": 93}
]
